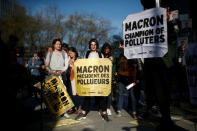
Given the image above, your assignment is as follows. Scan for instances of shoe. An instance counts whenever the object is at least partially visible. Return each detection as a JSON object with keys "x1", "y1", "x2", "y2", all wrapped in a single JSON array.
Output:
[
  {"x1": 67, "y1": 109, "x2": 73, "y2": 114},
  {"x1": 67, "y1": 108, "x2": 78, "y2": 114},
  {"x1": 63, "y1": 113, "x2": 70, "y2": 118},
  {"x1": 75, "y1": 113, "x2": 86, "y2": 120},
  {"x1": 116, "y1": 111, "x2": 121, "y2": 117},
  {"x1": 74, "y1": 109, "x2": 78, "y2": 114},
  {"x1": 101, "y1": 113, "x2": 110, "y2": 122},
  {"x1": 132, "y1": 114, "x2": 138, "y2": 120},
  {"x1": 107, "y1": 109, "x2": 112, "y2": 116}
]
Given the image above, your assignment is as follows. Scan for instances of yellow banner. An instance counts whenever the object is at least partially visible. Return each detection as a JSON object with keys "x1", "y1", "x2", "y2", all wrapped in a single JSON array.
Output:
[
  {"x1": 74, "y1": 58, "x2": 112, "y2": 96},
  {"x1": 36, "y1": 75, "x2": 73, "y2": 116}
]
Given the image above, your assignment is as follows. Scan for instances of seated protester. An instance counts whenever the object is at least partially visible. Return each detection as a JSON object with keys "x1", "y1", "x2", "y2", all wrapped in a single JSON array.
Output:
[
  {"x1": 75, "y1": 38, "x2": 110, "y2": 122},
  {"x1": 45, "y1": 37, "x2": 70, "y2": 118}
]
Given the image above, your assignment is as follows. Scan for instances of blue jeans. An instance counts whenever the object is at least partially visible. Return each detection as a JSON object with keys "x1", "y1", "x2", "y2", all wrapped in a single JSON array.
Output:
[{"x1": 117, "y1": 82, "x2": 137, "y2": 113}]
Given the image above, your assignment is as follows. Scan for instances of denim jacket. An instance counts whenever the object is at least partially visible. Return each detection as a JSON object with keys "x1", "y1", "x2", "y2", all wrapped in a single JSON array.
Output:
[{"x1": 28, "y1": 57, "x2": 43, "y2": 76}]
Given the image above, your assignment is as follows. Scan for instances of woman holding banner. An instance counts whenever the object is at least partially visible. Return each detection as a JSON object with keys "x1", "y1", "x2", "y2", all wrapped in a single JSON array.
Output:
[
  {"x1": 45, "y1": 37, "x2": 70, "y2": 118},
  {"x1": 75, "y1": 38, "x2": 110, "y2": 121}
]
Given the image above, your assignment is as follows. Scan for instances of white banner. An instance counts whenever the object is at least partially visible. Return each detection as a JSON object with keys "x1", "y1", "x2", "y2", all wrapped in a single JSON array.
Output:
[{"x1": 123, "y1": 8, "x2": 168, "y2": 59}]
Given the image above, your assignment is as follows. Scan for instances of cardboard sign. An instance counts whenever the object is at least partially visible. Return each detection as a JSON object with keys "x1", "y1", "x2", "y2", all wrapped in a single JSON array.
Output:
[
  {"x1": 74, "y1": 58, "x2": 112, "y2": 96},
  {"x1": 36, "y1": 75, "x2": 73, "y2": 116},
  {"x1": 123, "y1": 7, "x2": 168, "y2": 59}
]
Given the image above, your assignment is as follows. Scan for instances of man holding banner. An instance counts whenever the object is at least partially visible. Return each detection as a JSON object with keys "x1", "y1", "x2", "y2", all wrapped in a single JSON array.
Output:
[
  {"x1": 75, "y1": 38, "x2": 110, "y2": 122},
  {"x1": 123, "y1": 7, "x2": 173, "y2": 129}
]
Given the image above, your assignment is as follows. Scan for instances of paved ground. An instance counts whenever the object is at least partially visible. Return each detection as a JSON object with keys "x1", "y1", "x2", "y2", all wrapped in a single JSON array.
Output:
[{"x1": 22, "y1": 99, "x2": 197, "y2": 131}]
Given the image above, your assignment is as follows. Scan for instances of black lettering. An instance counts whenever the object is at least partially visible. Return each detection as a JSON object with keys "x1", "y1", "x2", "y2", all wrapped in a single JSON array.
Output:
[
  {"x1": 125, "y1": 15, "x2": 164, "y2": 32},
  {"x1": 143, "y1": 18, "x2": 149, "y2": 28},
  {"x1": 106, "y1": 79, "x2": 109, "y2": 84},
  {"x1": 51, "y1": 78, "x2": 57, "y2": 85},
  {"x1": 139, "y1": 38, "x2": 144, "y2": 45},
  {"x1": 157, "y1": 15, "x2": 163, "y2": 25},
  {"x1": 159, "y1": 34, "x2": 165, "y2": 42},
  {"x1": 149, "y1": 36, "x2": 154, "y2": 43},
  {"x1": 154, "y1": 35, "x2": 160, "y2": 43},
  {"x1": 63, "y1": 100, "x2": 69, "y2": 106},
  {"x1": 83, "y1": 66, "x2": 87, "y2": 73},
  {"x1": 102, "y1": 79, "x2": 105, "y2": 84},
  {"x1": 88, "y1": 66, "x2": 92, "y2": 73},
  {"x1": 132, "y1": 21, "x2": 137, "y2": 30},
  {"x1": 150, "y1": 16, "x2": 156, "y2": 26},
  {"x1": 77, "y1": 79, "x2": 82, "y2": 84},
  {"x1": 104, "y1": 65, "x2": 109, "y2": 72},
  {"x1": 77, "y1": 66, "x2": 82, "y2": 73},
  {"x1": 137, "y1": 19, "x2": 143, "y2": 29},
  {"x1": 94, "y1": 79, "x2": 97, "y2": 84},
  {"x1": 99, "y1": 65, "x2": 103, "y2": 72},
  {"x1": 93, "y1": 66, "x2": 98, "y2": 73},
  {"x1": 125, "y1": 34, "x2": 130, "y2": 39},
  {"x1": 125, "y1": 40, "x2": 129, "y2": 47},
  {"x1": 125, "y1": 22, "x2": 131, "y2": 31},
  {"x1": 145, "y1": 37, "x2": 149, "y2": 44}
]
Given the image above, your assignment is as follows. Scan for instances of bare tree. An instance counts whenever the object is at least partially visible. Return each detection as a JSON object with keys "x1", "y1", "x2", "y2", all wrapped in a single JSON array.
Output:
[{"x1": 65, "y1": 12, "x2": 112, "y2": 57}]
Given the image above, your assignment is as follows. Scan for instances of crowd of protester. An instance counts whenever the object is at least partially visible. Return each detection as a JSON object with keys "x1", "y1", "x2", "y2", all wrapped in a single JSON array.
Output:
[{"x1": 3, "y1": 33, "x2": 190, "y2": 130}]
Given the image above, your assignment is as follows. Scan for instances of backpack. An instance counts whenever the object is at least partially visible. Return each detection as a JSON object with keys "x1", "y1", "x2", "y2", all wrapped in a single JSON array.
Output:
[{"x1": 85, "y1": 50, "x2": 102, "y2": 58}]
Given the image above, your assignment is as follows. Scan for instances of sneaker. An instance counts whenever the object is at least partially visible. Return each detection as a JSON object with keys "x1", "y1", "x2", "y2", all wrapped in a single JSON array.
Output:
[
  {"x1": 67, "y1": 109, "x2": 73, "y2": 114},
  {"x1": 116, "y1": 111, "x2": 121, "y2": 117},
  {"x1": 132, "y1": 114, "x2": 138, "y2": 120},
  {"x1": 67, "y1": 108, "x2": 78, "y2": 114},
  {"x1": 75, "y1": 113, "x2": 86, "y2": 121},
  {"x1": 73, "y1": 109, "x2": 79, "y2": 114},
  {"x1": 107, "y1": 109, "x2": 112, "y2": 116},
  {"x1": 63, "y1": 113, "x2": 70, "y2": 118},
  {"x1": 98, "y1": 111, "x2": 101, "y2": 116},
  {"x1": 101, "y1": 113, "x2": 110, "y2": 122}
]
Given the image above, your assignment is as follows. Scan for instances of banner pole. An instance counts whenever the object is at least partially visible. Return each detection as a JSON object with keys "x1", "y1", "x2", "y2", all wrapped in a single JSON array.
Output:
[{"x1": 156, "y1": 0, "x2": 160, "y2": 7}]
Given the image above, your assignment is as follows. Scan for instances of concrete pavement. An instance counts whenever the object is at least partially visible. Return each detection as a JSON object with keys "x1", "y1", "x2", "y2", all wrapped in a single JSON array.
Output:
[{"x1": 22, "y1": 99, "x2": 197, "y2": 131}]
